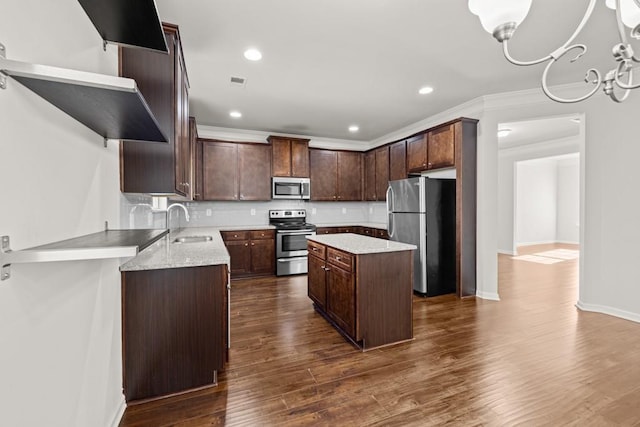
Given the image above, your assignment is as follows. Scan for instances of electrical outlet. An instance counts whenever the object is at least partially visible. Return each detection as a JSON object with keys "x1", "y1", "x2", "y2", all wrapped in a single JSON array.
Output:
[
  {"x1": 206, "y1": 209, "x2": 212, "y2": 216},
  {"x1": 342, "y1": 208, "x2": 347, "y2": 214},
  {"x1": 251, "y1": 209, "x2": 256, "y2": 216}
]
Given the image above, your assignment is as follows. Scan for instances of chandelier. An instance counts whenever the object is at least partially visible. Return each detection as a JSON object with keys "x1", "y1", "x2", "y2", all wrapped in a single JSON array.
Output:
[{"x1": 468, "y1": 0, "x2": 640, "y2": 103}]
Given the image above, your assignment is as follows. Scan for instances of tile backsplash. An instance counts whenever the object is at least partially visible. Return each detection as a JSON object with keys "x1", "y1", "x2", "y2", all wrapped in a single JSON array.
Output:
[{"x1": 120, "y1": 194, "x2": 386, "y2": 229}]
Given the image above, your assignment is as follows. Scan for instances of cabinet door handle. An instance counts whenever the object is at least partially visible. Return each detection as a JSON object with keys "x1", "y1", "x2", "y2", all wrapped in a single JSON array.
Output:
[
  {"x1": 245, "y1": 243, "x2": 249, "y2": 247},
  {"x1": 251, "y1": 243, "x2": 255, "y2": 246},
  {"x1": 234, "y1": 234, "x2": 238, "y2": 238},
  {"x1": 335, "y1": 256, "x2": 341, "y2": 261},
  {"x1": 312, "y1": 247, "x2": 317, "y2": 251}
]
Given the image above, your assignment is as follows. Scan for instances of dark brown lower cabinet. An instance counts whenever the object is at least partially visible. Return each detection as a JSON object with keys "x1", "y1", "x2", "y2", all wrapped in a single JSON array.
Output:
[
  {"x1": 307, "y1": 240, "x2": 413, "y2": 350},
  {"x1": 121, "y1": 265, "x2": 228, "y2": 403},
  {"x1": 221, "y1": 229, "x2": 275, "y2": 279}
]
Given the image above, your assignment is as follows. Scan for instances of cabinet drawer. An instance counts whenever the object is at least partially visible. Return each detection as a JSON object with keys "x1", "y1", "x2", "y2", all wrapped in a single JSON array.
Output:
[
  {"x1": 221, "y1": 230, "x2": 250, "y2": 241},
  {"x1": 375, "y1": 229, "x2": 389, "y2": 239},
  {"x1": 327, "y1": 248, "x2": 353, "y2": 272},
  {"x1": 250, "y1": 229, "x2": 275, "y2": 240},
  {"x1": 308, "y1": 241, "x2": 326, "y2": 259}
]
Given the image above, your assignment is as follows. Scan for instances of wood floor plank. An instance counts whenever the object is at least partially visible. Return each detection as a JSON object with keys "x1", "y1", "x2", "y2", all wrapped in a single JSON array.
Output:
[{"x1": 120, "y1": 244, "x2": 640, "y2": 426}]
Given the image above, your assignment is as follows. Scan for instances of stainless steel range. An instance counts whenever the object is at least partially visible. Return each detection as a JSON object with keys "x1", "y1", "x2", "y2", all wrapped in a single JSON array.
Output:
[{"x1": 269, "y1": 209, "x2": 316, "y2": 276}]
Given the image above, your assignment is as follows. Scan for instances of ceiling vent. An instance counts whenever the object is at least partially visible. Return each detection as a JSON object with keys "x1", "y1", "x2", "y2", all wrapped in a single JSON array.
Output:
[{"x1": 230, "y1": 76, "x2": 247, "y2": 87}]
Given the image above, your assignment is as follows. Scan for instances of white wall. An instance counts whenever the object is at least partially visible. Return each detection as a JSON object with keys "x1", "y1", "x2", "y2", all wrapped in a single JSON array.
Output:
[
  {"x1": 516, "y1": 159, "x2": 558, "y2": 246},
  {"x1": 479, "y1": 87, "x2": 640, "y2": 322},
  {"x1": 556, "y1": 156, "x2": 580, "y2": 244},
  {"x1": 0, "y1": 1, "x2": 124, "y2": 426},
  {"x1": 498, "y1": 135, "x2": 580, "y2": 254}
]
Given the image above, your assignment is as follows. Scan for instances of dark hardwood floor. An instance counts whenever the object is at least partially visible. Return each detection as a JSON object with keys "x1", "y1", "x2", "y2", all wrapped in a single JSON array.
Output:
[{"x1": 120, "y1": 244, "x2": 640, "y2": 426}]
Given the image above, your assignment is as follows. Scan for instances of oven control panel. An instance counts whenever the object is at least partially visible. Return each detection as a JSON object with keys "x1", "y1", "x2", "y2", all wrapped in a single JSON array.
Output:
[{"x1": 269, "y1": 210, "x2": 306, "y2": 218}]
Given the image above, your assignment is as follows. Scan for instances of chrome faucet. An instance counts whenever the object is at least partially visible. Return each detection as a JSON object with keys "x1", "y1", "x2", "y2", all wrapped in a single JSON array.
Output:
[{"x1": 166, "y1": 203, "x2": 190, "y2": 233}]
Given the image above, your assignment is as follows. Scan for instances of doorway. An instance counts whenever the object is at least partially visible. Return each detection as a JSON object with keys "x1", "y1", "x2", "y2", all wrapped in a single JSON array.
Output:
[{"x1": 497, "y1": 114, "x2": 584, "y2": 300}]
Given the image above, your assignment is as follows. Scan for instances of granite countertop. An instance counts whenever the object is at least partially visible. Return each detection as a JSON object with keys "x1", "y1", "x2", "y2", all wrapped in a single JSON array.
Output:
[
  {"x1": 307, "y1": 233, "x2": 415, "y2": 254},
  {"x1": 313, "y1": 222, "x2": 387, "y2": 230},
  {"x1": 120, "y1": 227, "x2": 230, "y2": 272}
]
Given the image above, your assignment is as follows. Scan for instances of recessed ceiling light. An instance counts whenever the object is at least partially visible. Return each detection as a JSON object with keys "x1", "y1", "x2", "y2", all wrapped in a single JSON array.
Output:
[
  {"x1": 229, "y1": 111, "x2": 242, "y2": 118},
  {"x1": 497, "y1": 129, "x2": 511, "y2": 138},
  {"x1": 348, "y1": 125, "x2": 359, "y2": 133},
  {"x1": 418, "y1": 86, "x2": 434, "y2": 95},
  {"x1": 243, "y1": 48, "x2": 262, "y2": 61}
]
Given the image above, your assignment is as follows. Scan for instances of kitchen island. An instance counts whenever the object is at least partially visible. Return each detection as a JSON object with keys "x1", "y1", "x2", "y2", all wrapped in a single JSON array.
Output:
[
  {"x1": 307, "y1": 233, "x2": 416, "y2": 351},
  {"x1": 119, "y1": 228, "x2": 230, "y2": 403}
]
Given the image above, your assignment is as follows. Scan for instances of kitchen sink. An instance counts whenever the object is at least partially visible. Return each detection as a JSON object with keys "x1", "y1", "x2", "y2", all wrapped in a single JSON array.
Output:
[{"x1": 172, "y1": 235, "x2": 213, "y2": 244}]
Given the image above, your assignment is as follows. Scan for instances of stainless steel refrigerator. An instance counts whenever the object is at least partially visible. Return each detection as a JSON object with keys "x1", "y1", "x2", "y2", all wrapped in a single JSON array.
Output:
[{"x1": 387, "y1": 176, "x2": 456, "y2": 296}]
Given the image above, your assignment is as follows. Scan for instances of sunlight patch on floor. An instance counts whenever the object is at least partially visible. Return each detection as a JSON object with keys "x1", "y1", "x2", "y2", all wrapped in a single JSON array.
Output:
[
  {"x1": 512, "y1": 248, "x2": 579, "y2": 264},
  {"x1": 512, "y1": 254, "x2": 565, "y2": 264}
]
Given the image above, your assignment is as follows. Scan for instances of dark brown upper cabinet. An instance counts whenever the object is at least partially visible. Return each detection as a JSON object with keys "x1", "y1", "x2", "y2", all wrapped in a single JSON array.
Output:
[
  {"x1": 427, "y1": 123, "x2": 455, "y2": 169},
  {"x1": 309, "y1": 149, "x2": 362, "y2": 201},
  {"x1": 268, "y1": 136, "x2": 310, "y2": 178},
  {"x1": 389, "y1": 140, "x2": 407, "y2": 181},
  {"x1": 364, "y1": 151, "x2": 376, "y2": 201},
  {"x1": 364, "y1": 146, "x2": 392, "y2": 201},
  {"x1": 199, "y1": 140, "x2": 271, "y2": 201},
  {"x1": 406, "y1": 134, "x2": 428, "y2": 173},
  {"x1": 119, "y1": 23, "x2": 191, "y2": 197},
  {"x1": 406, "y1": 124, "x2": 455, "y2": 174}
]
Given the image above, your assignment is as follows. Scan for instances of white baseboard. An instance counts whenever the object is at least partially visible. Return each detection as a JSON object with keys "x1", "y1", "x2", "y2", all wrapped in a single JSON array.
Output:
[
  {"x1": 498, "y1": 249, "x2": 516, "y2": 256},
  {"x1": 109, "y1": 394, "x2": 127, "y2": 427},
  {"x1": 476, "y1": 291, "x2": 500, "y2": 301},
  {"x1": 556, "y1": 240, "x2": 579, "y2": 245},
  {"x1": 576, "y1": 301, "x2": 640, "y2": 324},
  {"x1": 516, "y1": 240, "x2": 557, "y2": 247}
]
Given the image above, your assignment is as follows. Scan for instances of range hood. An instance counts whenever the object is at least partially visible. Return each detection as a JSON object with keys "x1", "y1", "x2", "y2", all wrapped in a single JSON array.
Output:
[
  {"x1": 77, "y1": 0, "x2": 168, "y2": 53},
  {"x1": 0, "y1": 44, "x2": 168, "y2": 143}
]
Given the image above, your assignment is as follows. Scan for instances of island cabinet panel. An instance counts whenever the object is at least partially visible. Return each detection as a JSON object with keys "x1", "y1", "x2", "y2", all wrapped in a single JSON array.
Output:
[
  {"x1": 389, "y1": 140, "x2": 407, "y2": 181},
  {"x1": 122, "y1": 265, "x2": 228, "y2": 403},
  {"x1": 307, "y1": 240, "x2": 413, "y2": 350},
  {"x1": 326, "y1": 264, "x2": 356, "y2": 338},
  {"x1": 308, "y1": 250, "x2": 327, "y2": 309},
  {"x1": 269, "y1": 136, "x2": 310, "y2": 177}
]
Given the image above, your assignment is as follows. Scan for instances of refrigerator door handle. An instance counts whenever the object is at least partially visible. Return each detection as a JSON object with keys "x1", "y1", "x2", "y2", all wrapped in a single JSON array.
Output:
[{"x1": 386, "y1": 185, "x2": 394, "y2": 239}]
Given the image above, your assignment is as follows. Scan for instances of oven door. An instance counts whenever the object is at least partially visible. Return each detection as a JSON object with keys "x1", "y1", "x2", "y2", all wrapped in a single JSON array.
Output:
[{"x1": 276, "y1": 230, "x2": 315, "y2": 257}]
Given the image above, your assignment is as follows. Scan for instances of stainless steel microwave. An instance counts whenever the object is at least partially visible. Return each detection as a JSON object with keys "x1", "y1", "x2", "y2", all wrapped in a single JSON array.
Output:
[{"x1": 272, "y1": 177, "x2": 311, "y2": 200}]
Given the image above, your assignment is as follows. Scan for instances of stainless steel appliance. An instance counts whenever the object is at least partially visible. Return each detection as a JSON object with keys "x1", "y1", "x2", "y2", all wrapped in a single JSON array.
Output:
[
  {"x1": 270, "y1": 209, "x2": 316, "y2": 276},
  {"x1": 387, "y1": 177, "x2": 456, "y2": 296},
  {"x1": 272, "y1": 177, "x2": 311, "y2": 200}
]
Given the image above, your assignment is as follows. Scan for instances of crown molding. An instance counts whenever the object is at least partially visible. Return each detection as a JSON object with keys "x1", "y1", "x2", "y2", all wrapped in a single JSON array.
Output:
[{"x1": 196, "y1": 125, "x2": 371, "y2": 151}]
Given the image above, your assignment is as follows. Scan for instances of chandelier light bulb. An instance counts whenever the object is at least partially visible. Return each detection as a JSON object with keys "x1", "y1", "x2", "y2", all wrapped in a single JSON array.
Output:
[
  {"x1": 468, "y1": 0, "x2": 532, "y2": 34},
  {"x1": 606, "y1": 0, "x2": 640, "y2": 28}
]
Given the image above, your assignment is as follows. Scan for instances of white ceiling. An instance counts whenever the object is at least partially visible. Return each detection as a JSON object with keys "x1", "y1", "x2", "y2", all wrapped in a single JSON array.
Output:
[
  {"x1": 498, "y1": 116, "x2": 581, "y2": 148},
  {"x1": 155, "y1": 0, "x2": 620, "y2": 143}
]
